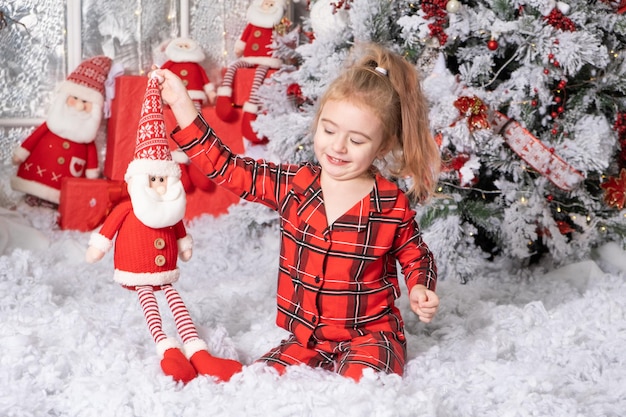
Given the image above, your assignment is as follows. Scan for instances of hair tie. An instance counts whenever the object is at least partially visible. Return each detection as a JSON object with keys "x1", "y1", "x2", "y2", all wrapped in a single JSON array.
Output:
[{"x1": 374, "y1": 66, "x2": 388, "y2": 76}]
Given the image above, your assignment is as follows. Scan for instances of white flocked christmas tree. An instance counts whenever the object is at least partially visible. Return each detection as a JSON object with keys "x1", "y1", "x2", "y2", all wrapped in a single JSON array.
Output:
[{"x1": 250, "y1": 0, "x2": 626, "y2": 281}]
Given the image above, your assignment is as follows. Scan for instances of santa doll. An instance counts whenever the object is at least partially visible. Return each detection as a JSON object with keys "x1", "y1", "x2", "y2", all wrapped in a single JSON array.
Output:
[
  {"x1": 215, "y1": 0, "x2": 286, "y2": 144},
  {"x1": 161, "y1": 37, "x2": 215, "y2": 110},
  {"x1": 85, "y1": 76, "x2": 241, "y2": 384},
  {"x1": 11, "y1": 56, "x2": 112, "y2": 207}
]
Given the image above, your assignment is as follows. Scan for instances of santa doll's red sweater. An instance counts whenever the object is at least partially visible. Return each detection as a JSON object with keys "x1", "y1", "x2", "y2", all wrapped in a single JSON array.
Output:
[
  {"x1": 91, "y1": 200, "x2": 192, "y2": 287},
  {"x1": 12, "y1": 123, "x2": 99, "y2": 204}
]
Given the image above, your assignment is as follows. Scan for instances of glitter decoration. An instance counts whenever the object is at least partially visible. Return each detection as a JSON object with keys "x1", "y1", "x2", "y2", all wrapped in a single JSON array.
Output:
[
  {"x1": 0, "y1": 1, "x2": 66, "y2": 161},
  {"x1": 0, "y1": 0, "x2": 253, "y2": 163}
]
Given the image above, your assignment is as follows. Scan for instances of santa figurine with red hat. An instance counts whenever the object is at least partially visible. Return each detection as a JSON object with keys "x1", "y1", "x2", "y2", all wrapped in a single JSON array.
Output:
[
  {"x1": 11, "y1": 55, "x2": 112, "y2": 207},
  {"x1": 85, "y1": 76, "x2": 242, "y2": 384},
  {"x1": 215, "y1": 0, "x2": 287, "y2": 145}
]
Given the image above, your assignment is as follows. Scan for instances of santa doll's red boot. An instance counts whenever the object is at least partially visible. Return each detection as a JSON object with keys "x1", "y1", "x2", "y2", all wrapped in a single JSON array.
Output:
[
  {"x1": 241, "y1": 102, "x2": 268, "y2": 145},
  {"x1": 157, "y1": 339, "x2": 197, "y2": 383},
  {"x1": 185, "y1": 339, "x2": 243, "y2": 382},
  {"x1": 215, "y1": 86, "x2": 237, "y2": 122}
]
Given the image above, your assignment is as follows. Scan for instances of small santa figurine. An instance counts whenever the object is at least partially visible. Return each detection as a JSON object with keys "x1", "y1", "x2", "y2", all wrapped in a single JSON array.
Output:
[
  {"x1": 85, "y1": 76, "x2": 242, "y2": 384},
  {"x1": 215, "y1": 0, "x2": 286, "y2": 144},
  {"x1": 11, "y1": 56, "x2": 112, "y2": 207},
  {"x1": 161, "y1": 37, "x2": 215, "y2": 110}
]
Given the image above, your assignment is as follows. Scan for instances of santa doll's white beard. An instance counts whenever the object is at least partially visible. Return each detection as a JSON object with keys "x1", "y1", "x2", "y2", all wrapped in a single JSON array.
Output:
[
  {"x1": 247, "y1": 3, "x2": 284, "y2": 28},
  {"x1": 46, "y1": 93, "x2": 102, "y2": 144},
  {"x1": 128, "y1": 177, "x2": 186, "y2": 229}
]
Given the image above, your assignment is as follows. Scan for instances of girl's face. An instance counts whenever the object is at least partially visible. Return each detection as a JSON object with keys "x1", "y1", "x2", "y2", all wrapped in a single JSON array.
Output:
[{"x1": 314, "y1": 99, "x2": 385, "y2": 183}]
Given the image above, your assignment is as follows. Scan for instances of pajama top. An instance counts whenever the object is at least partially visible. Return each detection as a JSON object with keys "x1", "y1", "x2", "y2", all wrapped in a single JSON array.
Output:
[{"x1": 172, "y1": 115, "x2": 437, "y2": 347}]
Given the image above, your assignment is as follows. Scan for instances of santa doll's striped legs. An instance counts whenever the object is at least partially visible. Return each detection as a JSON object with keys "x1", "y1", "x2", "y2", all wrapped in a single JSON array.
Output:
[
  {"x1": 215, "y1": 60, "x2": 256, "y2": 122},
  {"x1": 136, "y1": 285, "x2": 196, "y2": 383},
  {"x1": 241, "y1": 65, "x2": 270, "y2": 145},
  {"x1": 162, "y1": 285, "x2": 243, "y2": 382}
]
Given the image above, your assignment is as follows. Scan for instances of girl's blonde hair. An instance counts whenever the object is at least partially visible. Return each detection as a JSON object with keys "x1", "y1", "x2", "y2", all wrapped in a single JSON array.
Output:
[{"x1": 314, "y1": 43, "x2": 441, "y2": 203}]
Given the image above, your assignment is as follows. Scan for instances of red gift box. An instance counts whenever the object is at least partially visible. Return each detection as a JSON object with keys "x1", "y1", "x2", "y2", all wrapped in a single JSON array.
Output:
[
  {"x1": 104, "y1": 75, "x2": 148, "y2": 182},
  {"x1": 58, "y1": 178, "x2": 128, "y2": 231},
  {"x1": 104, "y1": 75, "x2": 245, "y2": 220}
]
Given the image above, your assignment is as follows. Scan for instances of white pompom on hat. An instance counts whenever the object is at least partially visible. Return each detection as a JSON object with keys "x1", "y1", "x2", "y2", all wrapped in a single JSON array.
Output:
[
  {"x1": 57, "y1": 55, "x2": 112, "y2": 106},
  {"x1": 124, "y1": 76, "x2": 181, "y2": 182}
]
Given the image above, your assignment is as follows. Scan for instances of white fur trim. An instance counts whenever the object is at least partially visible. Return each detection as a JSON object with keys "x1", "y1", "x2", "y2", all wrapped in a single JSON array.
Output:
[
  {"x1": 241, "y1": 56, "x2": 282, "y2": 69},
  {"x1": 10, "y1": 177, "x2": 60, "y2": 204},
  {"x1": 124, "y1": 159, "x2": 181, "y2": 182},
  {"x1": 84, "y1": 168, "x2": 100, "y2": 179},
  {"x1": 113, "y1": 268, "x2": 180, "y2": 287},
  {"x1": 156, "y1": 337, "x2": 183, "y2": 357},
  {"x1": 13, "y1": 146, "x2": 30, "y2": 161},
  {"x1": 217, "y1": 86, "x2": 233, "y2": 97},
  {"x1": 183, "y1": 338, "x2": 208, "y2": 358},
  {"x1": 187, "y1": 89, "x2": 208, "y2": 102},
  {"x1": 204, "y1": 83, "x2": 215, "y2": 94},
  {"x1": 171, "y1": 149, "x2": 189, "y2": 164},
  {"x1": 57, "y1": 80, "x2": 104, "y2": 106},
  {"x1": 88, "y1": 232, "x2": 113, "y2": 253},
  {"x1": 177, "y1": 234, "x2": 193, "y2": 253},
  {"x1": 242, "y1": 101, "x2": 259, "y2": 114},
  {"x1": 234, "y1": 39, "x2": 246, "y2": 55}
]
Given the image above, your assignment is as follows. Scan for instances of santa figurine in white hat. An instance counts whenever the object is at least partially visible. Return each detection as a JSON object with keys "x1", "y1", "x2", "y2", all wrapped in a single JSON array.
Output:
[
  {"x1": 215, "y1": 0, "x2": 287, "y2": 144},
  {"x1": 85, "y1": 76, "x2": 242, "y2": 384},
  {"x1": 11, "y1": 55, "x2": 112, "y2": 207},
  {"x1": 161, "y1": 37, "x2": 215, "y2": 110}
]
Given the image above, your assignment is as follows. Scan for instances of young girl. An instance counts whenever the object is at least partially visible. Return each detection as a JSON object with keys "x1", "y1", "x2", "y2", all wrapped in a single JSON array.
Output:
[{"x1": 154, "y1": 43, "x2": 441, "y2": 381}]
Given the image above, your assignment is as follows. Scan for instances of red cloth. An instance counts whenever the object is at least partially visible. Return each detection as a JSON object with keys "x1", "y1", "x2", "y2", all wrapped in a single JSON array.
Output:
[
  {"x1": 58, "y1": 177, "x2": 128, "y2": 232},
  {"x1": 171, "y1": 114, "x2": 438, "y2": 348},
  {"x1": 95, "y1": 200, "x2": 188, "y2": 286},
  {"x1": 12, "y1": 123, "x2": 98, "y2": 204}
]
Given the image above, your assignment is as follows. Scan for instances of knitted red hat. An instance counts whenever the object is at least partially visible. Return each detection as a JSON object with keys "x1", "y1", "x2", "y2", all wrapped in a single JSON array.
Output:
[
  {"x1": 58, "y1": 55, "x2": 112, "y2": 106},
  {"x1": 124, "y1": 76, "x2": 181, "y2": 182}
]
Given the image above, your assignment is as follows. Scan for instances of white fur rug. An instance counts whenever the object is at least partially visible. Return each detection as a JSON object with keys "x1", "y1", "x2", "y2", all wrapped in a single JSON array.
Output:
[{"x1": 1, "y1": 201, "x2": 625, "y2": 417}]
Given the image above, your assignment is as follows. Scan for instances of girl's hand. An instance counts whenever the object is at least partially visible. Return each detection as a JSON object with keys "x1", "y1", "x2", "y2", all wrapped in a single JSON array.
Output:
[
  {"x1": 151, "y1": 68, "x2": 198, "y2": 129},
  {"x1": 409, "y1": 284, "x2": 439, "y2": 323}
]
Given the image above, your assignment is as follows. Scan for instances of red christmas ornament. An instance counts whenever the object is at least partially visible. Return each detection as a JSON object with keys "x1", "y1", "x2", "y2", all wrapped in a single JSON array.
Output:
[
  {"x1": 453, "y1": 96, "x2": 490, "y2": 130},
  {"x1": 487, "y1": 39, "x2": 498, "y2": 51},
  {"x1": 544, "y1": 8, "x2": 576, "y2": 31},
  {"x1": 601, "y1": 168, "x2": 626, "y2": 209}
]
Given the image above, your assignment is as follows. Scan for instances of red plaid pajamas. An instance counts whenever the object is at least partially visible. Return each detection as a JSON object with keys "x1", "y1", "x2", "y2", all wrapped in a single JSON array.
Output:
[{"x1": 172, "y1": 115, "x2": 437, "y2": 378}]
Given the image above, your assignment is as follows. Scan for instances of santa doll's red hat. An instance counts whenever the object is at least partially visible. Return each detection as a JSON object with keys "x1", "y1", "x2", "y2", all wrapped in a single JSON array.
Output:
[
  {"x1": 124, "y1": 76, "x2": 181, "y2": 182},
  {"x1": 57, "y1": 55, "x2": 112, "y2": 107}
]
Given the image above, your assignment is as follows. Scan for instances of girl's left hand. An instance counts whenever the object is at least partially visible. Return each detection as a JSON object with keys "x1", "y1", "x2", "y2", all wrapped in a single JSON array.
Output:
[{"x1": 409, "y1": 284, "x2": 439, "y2": 323}]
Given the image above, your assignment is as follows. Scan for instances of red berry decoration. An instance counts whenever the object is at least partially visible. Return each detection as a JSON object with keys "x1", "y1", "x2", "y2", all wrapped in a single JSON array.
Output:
[{"x1": 487, "y1": 39, "x2": 498, "y2": 50}]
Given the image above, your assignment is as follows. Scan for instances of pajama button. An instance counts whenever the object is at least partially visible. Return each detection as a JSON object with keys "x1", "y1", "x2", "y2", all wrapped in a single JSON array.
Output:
[
  {"x1": 154, "y1": 238, "x2": 165, "y2": 249},
  {"x1": 154, "y1": 255, "x2": 166, "y2": 266}
]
